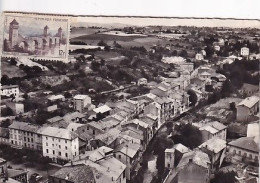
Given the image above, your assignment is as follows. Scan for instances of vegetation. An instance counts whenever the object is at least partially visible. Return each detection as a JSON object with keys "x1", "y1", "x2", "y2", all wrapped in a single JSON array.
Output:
[{"x1": 210, "y1": 171, "x2": 238, "y2": 183}]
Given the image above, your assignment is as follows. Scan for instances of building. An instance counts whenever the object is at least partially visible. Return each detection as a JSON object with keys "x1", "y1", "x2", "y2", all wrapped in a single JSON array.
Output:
[
  {"x1": 114, "y1": 142, "x2": 142, "y2": 180},
  {"x1": 73, "y1": 94, "x2": 91, "y2": 113},
  {"x1": 9, "y1": 121, "x2": 42, "y2": 150},
  {"x1": 214, "y1": 45, "x2": 220, "y2": 51},
  {"x1": 247, "y1": 122, "x2": 259, "y2": 142},
  {"x1": 241, "y1": 47, "x2": 249, "y2": 57},
  {"x1": 199, "y1": 138, "x2": 226, "y2": 169},
  {"x1": 0, "y1": 127, "x2": 9, "y2": 145},
  {"x1": 164, "y1": 150, "x2": 210, "y2": 183},
  {"x1": 71, "y1": 146, "x2": 127, "y2": 183},
  {"x1": 165, "y1": 143, "x2": 191, "y2": 169},
  {"x1": 6, "y1": 102, "x2": 24, "y2": 115},
  {"x1": 237, "y1": 96, "x2": 259, "y2": 122},
  {"x1": 137, "y1": 78, "x2": 148, "y2": 86},
  {"x1": 227, "y1": 137, "x2": 259, "y2": 164},
  {"x1": 48, "y1": 95, "x2": 65, "y2": 103},
  {"x1": 40, "y1": 126, "x2": 79, "y2": 162},
  {"x1": 199, "y1": 121, "x2": 227, "y2": 142},
  {"x1": 1, "y1": 85, "x2": 19, "y2": 98},
  {"x1": 195, "y1": 53, "x2": 204, "y2": 61},
  {"x1": 49, "y1": 164, "x2": 96, "y2": 183},
  {"x1": 240, "y1": 83, "x2": 259, "y2": 96}
]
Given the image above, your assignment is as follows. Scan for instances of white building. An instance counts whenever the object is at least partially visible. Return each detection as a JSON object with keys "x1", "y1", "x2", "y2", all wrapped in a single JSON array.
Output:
[
  {"x1": 237, "y1": 96, "x2": 259, "y2": 121},
  {"x1": 39, "y1": 126, "x2": 79, "y2": 162},
  {"x1": 137, "y1": 78, "x2": 148, "y2": 86},
  {"x1": 1, "y1": 85, "x2": 19, "y2": 98},
  {"x1": 73, "y1": 94, "x2": 91, "y2": 113},
  {"x1": 195, "y1": 53, "x2": 204, "y2": 61},
  {"x1": 241, "y1": 47, "x2": 249, "y2": 57}
]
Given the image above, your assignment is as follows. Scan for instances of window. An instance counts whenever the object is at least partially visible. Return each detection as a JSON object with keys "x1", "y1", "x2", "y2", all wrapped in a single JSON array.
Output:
[
  {"x1": 75, "y1": 152, "x2": 77, "y2": 156},
  {"x1": 46, "y1": 142, "x2": 48, "y2": 146},
  {"x1": 52, "y1": 144, "x2": 54, "y2": 147},
  {"x1": 24, "y1": 137, "x2": 26, "y2": 141},
  {"x1": 59, "y1": 145, "x2": 61, "y2": 149},
  {"x1": 24, "y1": 143, "x2": 27, "y2": 147},
  {"x1": 168, "y1": 164, "x2": 170, "y2": 168},
  {"x1": 233, "y1": 150, "x2": 236, "y2": 154},
  {"x1": 65, "y1": 146, "x2": 67, "y2": 150},
  {"x1": 59, "y1": 152, "x2": 61, "y2": 156},
  {"x1": 46, "y1": 137, "x2": 48, "y2": 140},
  {"x1": 75, "y1": 145, "x2": 76, "y2": 149},
  {"x1": 28, "y1": 138, "x2": 30, "y2": 142},
  {"x1": 119, "y1": 155, "x2": 121, "y2": 159},
  {"x1": 52, "y1": 137, "x2": 54, "y2": 141},
  {"x1": 65, "y1": 140, "x2": 67, "y2": 144},
  {"x1": 53, "y1": 150, "x2": 55, "y2": 155},
  {"x1": 65, "y1": 153, "x2": 68, "y2": 157},
  {"x1": 46, "y1": 149, "x2": 49, "y2": 153},
  {"x1": 87, "y1": 126, "x2": 89, "y2": 130},
  {"x1": 93, "y1": 130, "x2": 95, "y2": 135},
  {"x1": 31, "y1": 138, "x2": 33, "y2": 143}
]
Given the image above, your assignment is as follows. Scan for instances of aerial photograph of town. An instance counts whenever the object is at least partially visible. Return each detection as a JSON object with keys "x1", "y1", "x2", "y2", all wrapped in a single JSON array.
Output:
[{"x1": 0, "y1": 15, "x2": 259, "y2": 183}]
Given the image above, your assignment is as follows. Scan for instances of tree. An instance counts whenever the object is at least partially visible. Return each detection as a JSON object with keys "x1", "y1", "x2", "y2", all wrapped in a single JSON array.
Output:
[
  {"x1": 1, "y1": 75, "x2": 10, "y2": 85},
  {"x1": 171, "y1": 123, "x2": 202, "y2": 149},
  {"x1": 210, "y1": 171, "x2": 237, "y2": 183},
  {"x1": 187, "y1": 90, "x2": 198, "y2": 106},
  {"x1": 97, "y1": 40, "x2": 107, "y2": 47},
  {"x1": 10, "y1": 58, "x2": 17, "y2": 65},
  {"x1": 179, "y1": 50, "x2": 188, "y2": 57},
  {"x1": 64, "y1": 92, "x2": 72, "y2": 98},
  {"x1": 221, "y1": 79, "x2": 234, "y2": 98}
]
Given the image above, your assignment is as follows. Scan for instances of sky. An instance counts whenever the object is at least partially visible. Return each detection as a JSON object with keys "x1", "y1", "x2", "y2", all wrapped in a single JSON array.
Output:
[{"x1": 72, "y1": 17, "x2": 260, "y2": 29}]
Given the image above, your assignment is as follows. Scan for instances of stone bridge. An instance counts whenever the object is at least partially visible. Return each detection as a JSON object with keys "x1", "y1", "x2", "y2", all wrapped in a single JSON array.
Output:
[{"x1": 18, "y1": 36, "x2": 60, "y2": 51}]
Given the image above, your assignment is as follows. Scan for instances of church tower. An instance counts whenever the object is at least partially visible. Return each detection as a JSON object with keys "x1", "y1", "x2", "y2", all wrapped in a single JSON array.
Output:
[
  {"x1": 43, "y1": 25, "x2": 49, "y2": 37},
  {"x1": 9, "y1": 19, "x2": 19, "y2": 47},
  {"x1": 57, "y1": 27, "x2": 63, "y2": 39}
]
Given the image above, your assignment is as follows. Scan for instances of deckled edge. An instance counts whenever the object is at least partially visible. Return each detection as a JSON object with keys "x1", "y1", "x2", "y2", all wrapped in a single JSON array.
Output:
[{"x1": 0, "y1": 11, "x2": 71, "y2": 62}]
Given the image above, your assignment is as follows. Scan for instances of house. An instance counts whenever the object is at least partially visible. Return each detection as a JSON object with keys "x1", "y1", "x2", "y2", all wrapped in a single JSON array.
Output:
[
  {"x1": 0, "y1": 85, "x2": 19, "y2": 98},
  {"x1": 240, "y1": 83, "x2": 259, "y2": 96},
  {"x1": 6, "y1": 102, "x2": 24, "y2": 115},
  {"x1": 227, "y1": 137, "x2": 259, "y2": 164},
  {"x1": 9, "y1": 121, "x2": 42, "y2": 151},
  {"x1": 71, "y1": 146, "x2": 127, "y2": 183},
  {"x1": 114, "y1": 142, "x2": 142, "y2": 180},
  {"x1": 164, "y1": 150, "x2": 210, "y2": 183},
  {"x1": 119, "y1": 128, "x2": 144, "y2": 146},
  {"x1": 122, "y1": 119, "x2": 153, "y2": 148},
  {"x1": 237, "y1": 96, "x2": 259, "y2": 122},
  {"x1": 165, "y1": 143, "x2": 191, "y2": 169},
  {"x1": 199, "y1": 121, "x2": 227, "y2": 142},
  {"x1": 63, "y1": 111, "x2": 86, "y2": 123},
  {"x1": 93, "y1": 128, "x2": 121, "y2": 149},
  {"x1": 199, "y1": 71, "x2": 211, "y2": 80},
  {"x1": 47, "y1": 116, "x2": 64, "y2": 124},
  {"x1": 144, "y1": 102, "x2": 161, "y2": 128},
  {"x1": 49, "y1": 164, "x2": 96, "y2": 183},
  {"x1": 241, "y1": 47, "x2": 249, "y2": 57},
  {"x1": 195, "y1": 53, "x2": 204, "y2": 61},
  {"x1": 93, "y1": 105, "x2": 112, "y2": 119},
  {"x1": 178, "y1": 63, "x2": 194, "y2": 72},
  {"x1": 199, "y1": 138, "x2": 226, "y2": 169},
  {"x1": 150, "y1": 86, "x2": 169, "y2": 98},
  {"x1": 73, "y1": 94, "x2": 92, "y2": 113},
  {"x1": 0, "y1": 127, "x2": 9, "y2": 145},
  {"x1": 39, "y1": 126, "x2": 79, "y2": 162},
  {"x1": 137, "y1": 78, "x2": 148, "y2": 86},
  {"x1": 47, "y1": 94, "x2": 65, "y2": 102}
]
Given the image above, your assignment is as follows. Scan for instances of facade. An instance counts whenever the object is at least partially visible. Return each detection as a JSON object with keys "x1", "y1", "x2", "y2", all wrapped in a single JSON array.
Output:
[
  {"x1": 227, "y1": 137, "x2": 259, "y2": 164},
  {"x1": 0, "y1": 127, "x2": 9, "y2": 145},
  {"x1": 9, "y1": 121, "x2": 42, "y2": 151},
  {"x1": 114, "y1": 142, "x2": 142, "y2": 181},
  {"x1": 40, "y1": 126, "x2": 79, "y2": 162},
  {"x1": 199, "y1": 121, "x2": 227, "y2": 142},
  {"x1": 237, "y1": 96, "x2": 259, "y2": 121},
  {"x1": 240, "y1": 83, "x2": 259, "y2": 96},
  {"x1": 241, "y1": 47, "x2": 249, "y2": 57},
  {"x1": 73, "y1": 94, "x2": 91, "y2": 113},
  {"x1": 1, "y1": 85, "x2": 19, "y2": 98}
]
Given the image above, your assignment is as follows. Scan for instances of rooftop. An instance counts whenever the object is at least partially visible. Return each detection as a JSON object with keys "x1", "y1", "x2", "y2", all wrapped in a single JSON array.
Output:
[
  {"x1": 1, "y1": 85, "x2": 19, "y2": 90},
  {"x1": 93, "y1": 105, "x2": 112, "y2": 114},
  {"x1": 39, "y1": 126, "x2": 78, "y2": 140},
  {"x1": 9, "y1": 121, "x2": 41, "y2": 133},
  {"x1": 177, "y1": 150, "x2": 210, "y2": 169},
  {"x1": 173, "y1": 143, "x2": 191, "y2": 154},
  {"x1": 74, "y1": 94, "x2": 90, "y2": 100},
  {"x1": 207, "y1": 121, "x2": 227, "y2": 131},
  {"x1": 51, "y1": 164, "x2": 96, "y2": 183},
  {"x1": 199, "y1": 125, "x2": 218, "y2": 134},
  {"x1": 228, "y1": 137, "x2": 259, "y2": 153},
  {"x1": 237, "y1": 96, "x2": 259, "y2": 108},
  {"x1": 199, "y1": 138, "x2": 226, "y2": 153},
  {"x1": 115, "y1": 142, "x2": 141, "y2": 158}
]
